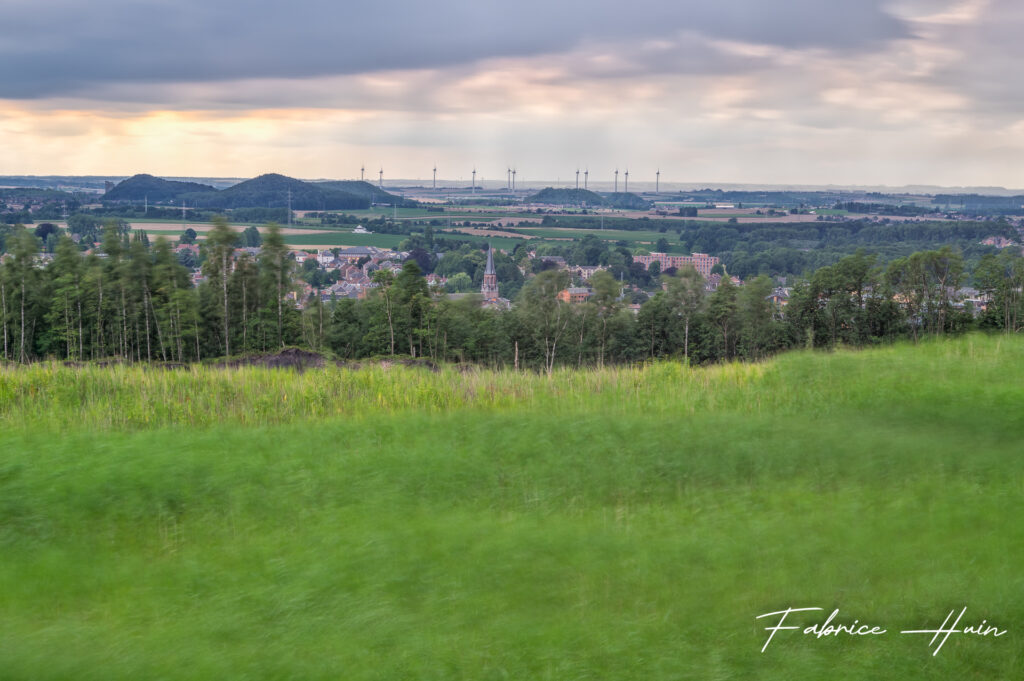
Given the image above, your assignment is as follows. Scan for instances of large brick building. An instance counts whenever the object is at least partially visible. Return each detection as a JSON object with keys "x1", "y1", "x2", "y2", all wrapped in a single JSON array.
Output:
[{"x1": 632, "y1": 252, "x2": 719, "y2": 277}]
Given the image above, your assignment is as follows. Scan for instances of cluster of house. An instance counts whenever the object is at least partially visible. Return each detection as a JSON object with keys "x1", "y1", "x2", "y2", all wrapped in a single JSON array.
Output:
[
  {"x1": 540, "y1": 252, "x2": 733, "y2": 306},
  {"x1": 294, "y1": 246, "x2": 408, "y2": 305},
  {"x1": 174, "y1": 244, "x2": 410, "y2": 304}
]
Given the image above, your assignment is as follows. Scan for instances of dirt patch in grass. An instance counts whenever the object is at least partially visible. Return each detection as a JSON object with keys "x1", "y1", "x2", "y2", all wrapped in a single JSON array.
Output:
[{"x1": 218, "y1": 347, "x2": 326, "y2": 370}]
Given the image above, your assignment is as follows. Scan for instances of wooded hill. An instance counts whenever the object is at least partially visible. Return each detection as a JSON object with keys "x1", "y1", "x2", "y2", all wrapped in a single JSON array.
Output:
[
  {"x1": 316, "y1": 180, "x2": 408, "y2": 205},
  {"x1": 527, "y1": 187, "x2": 605, "y2": 205},
  {"x1": 104, "y1": 173, "x2": 409, "y2": 210},
  {"x1": 526, "y1": 187, "x2": 651, "y2": 209},
  {"x1": 103, "y1": 174, "x2": 217, "y2": 202}
]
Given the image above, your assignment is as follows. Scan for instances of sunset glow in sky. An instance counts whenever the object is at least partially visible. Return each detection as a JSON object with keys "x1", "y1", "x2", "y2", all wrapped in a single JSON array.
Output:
[{"x1": 2, "y1": 0, "x2": 1022, "y2": 187}]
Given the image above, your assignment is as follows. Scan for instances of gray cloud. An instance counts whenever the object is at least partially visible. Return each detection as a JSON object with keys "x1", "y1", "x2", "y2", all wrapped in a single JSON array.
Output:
[
  {"x1": 0, "y1": 0, "x2": 906, "y2": 98},
  {"x1": 916, "y1": 0, "x2": 1024, "y2": 117}
]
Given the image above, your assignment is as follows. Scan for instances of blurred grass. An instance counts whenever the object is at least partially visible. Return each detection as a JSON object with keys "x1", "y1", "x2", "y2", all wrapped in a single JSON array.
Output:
[
  {"x1": 2, "y1": 334, "x2": 1021, "y2": 431},
  {"x1": 0, "y1": 334, "x2": 1022, "y2": 679}
]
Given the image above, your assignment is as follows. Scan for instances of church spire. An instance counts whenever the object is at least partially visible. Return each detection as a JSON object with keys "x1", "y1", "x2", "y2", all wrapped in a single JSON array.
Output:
[
  {"x1": 481, "y1": 243, "x2": 499, "y2": 300},
  {"x1": 485, "y1": 243, "x2": 496, "y2": 276}
]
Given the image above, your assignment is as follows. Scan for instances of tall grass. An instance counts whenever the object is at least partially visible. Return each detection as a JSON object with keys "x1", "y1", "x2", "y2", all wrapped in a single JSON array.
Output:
[
  {"x1": 1, "y1": 334, "x2": 1020, "y2": 431},
  {"x1": 0, "y1": 334, "x2": 1022, "y2": 679}
]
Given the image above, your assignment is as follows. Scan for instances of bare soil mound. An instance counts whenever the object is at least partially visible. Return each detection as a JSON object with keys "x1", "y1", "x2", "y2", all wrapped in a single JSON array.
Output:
[{"x1": 219, "y1": 348, "x2": 326, "y2": 370}]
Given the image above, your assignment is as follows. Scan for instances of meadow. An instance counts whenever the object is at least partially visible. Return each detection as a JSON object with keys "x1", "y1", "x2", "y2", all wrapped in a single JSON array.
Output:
[
  {"x1": 281, "y1": 230, "x2": 526, "y2": 252},
  {"x1": 313, "y1": 207, "x2": 542, "y2": 222},
  {"x1": 128, "y1": 227, "x2": 412, "y2": 250},
  {"x1": 276, "y1": 231, "x2": 410, "y2": 249},
  {"x1": 1, "y1": 335, "x2": 1022, "y2": 679},
  {"x1": 516, "y1": 226, "x2": 677, "y2": 245}
]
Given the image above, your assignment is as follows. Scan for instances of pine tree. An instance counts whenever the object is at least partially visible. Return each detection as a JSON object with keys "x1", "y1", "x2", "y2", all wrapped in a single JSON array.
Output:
[
  {"x1": 203, "y1": 216, "x2": 238, "y2": 357},
  {"x1": 7, "y1": 229, "x2": 41, "y2": 362},
  {"x1": 46, "y1": 235, "x2": 84, "y2": 359},
  {"x1": 258, "y1": 222, "x2": 290, "y2": 349}
]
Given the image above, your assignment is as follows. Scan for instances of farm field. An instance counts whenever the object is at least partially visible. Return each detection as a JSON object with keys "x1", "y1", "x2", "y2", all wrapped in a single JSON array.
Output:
[
  {"x1": 50, "y1": 221, "x2": 332, "y2": 236},
  {"x1": 1, "y1": 335, "x2": 1022, "y2": 679},
  {"x1": 281, "y1": 233, "x2": 525, "y2": 252},
  {"x1": 118, "y1": 226, "x2": 409, "y2": 251},
  {"x1": 275, "y1": 231, "x2": 409, "y2": 249},
  {"x1": 321, "y1": 207, "x2": 540, "y2": 222},
  {"x1": 133, "y1": 222, "x2": 328, "y2": 235},
  {"x1": 516, "y1": 226, "x2": 684, "y2": 246},
  {"x1": 120, "y1": 223, "x2": 530, "y2": 251}
]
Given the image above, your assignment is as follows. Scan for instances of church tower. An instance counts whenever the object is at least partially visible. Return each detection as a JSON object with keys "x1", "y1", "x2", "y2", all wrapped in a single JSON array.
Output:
[{"x1": 481, "y1": 244, "x2": 499, "y2": 300}]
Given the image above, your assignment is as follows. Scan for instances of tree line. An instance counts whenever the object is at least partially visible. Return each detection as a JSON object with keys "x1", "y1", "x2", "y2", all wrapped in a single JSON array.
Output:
[
  {"x1": 1, "y1": 219, "x2": 1022, "y2": 368},
  {"x1": 0, "y1": 218, "x2": 292, "y2": 363}
]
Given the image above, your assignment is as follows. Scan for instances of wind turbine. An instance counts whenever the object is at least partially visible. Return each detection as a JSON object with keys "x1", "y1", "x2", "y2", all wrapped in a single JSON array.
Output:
[
  {"x1": 378, "y1": 168, "x2": 383, "y2": 188},
  {"x1": 432, "y1": 164, "x2": 437, "y2": 190},
  {"x1": 575, "y1": 168, "x2": 580, "y2": 191},
  {"x1": 360, "y1": 164, "x2": 365, "y2": 182},
  {"x1": 614, "y1": 168, "x2": 619, "y2": 193},
  {"x1": 656, "y1": 169, "x2": 660, "y2": 194},
  {"x1": 512, "y1": 168, "x2": 517, "y2": 192},
  {"x1": 472, "y1": 167, "x2": 477, "y2": 194},
  {"x1": 624, "y1": 169, "x2": 629, "y2": 193},
  {"x1": 507, "y1": 167, "x2": 512, "y2": 191},
  {"x1": 584, "y1": 168, "x2": 589, "y2": 190}
]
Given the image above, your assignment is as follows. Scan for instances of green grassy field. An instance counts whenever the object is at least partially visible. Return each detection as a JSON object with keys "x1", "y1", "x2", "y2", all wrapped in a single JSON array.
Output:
[
  {"x1": 517, "y1": 226, "x2": 674, "y2": 243},
  {"x1": 279, "y1": 232, "x2": 410, "y2": 249},
  {"x1": 126, "y1": 217, "x2": 252, "y2": 225},
  {"x1": 1, "y1": 336, "x2": 1022, "y2": 679},
  {"x1": 435, "y1": 233, "x2": 526, "y2": 251},
  {"x1": 132, "y1": 228, "x2": 411, "y2": 250},
  {"x1": 331, "y1": 208, "x2": 539, "y2": 221}
]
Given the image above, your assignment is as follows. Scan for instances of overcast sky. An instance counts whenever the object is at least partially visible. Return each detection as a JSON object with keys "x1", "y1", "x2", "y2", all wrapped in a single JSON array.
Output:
[{"x1": 1, "y1": 0, "x2": 1022, "y2": 188}]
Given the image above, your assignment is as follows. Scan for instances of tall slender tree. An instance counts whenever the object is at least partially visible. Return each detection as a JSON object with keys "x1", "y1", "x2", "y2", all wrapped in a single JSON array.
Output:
[
  {"x1": 203, "y1": 216, "x2": 238, "y2": 357},
  {"x1": 259, "y1": 222, "x2": 290, "y2": 349},
  {"x1": 8, "y1": 230, "x2": 40, "y2": 362},
  {"x1": 663, "y1": 266, "x2": 705, "y2": 362}
]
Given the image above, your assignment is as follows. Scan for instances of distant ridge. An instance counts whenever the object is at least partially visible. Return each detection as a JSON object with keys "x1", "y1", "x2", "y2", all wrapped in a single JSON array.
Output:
[
  {"x1": 525, "y1": 187, "x2": 651, "y2": 210},
  {"x1": 601, "y1": 192, "x2": 650, "y2": 210},
  {"x1": 104, "y1": 174, "x2": 216, "y2": 202},
  {"x1": 315, "y1": 180, "x2": 408, "y2": 204},
  {"x1": 103, "y1": 173, "x2": 411, "y2": 210},
  {"x1": 526, "y1": 187, "x2": 605, "y2": 205},
  {"x1": 184, "y1": 173, "x2": 367, "y2": 210}
]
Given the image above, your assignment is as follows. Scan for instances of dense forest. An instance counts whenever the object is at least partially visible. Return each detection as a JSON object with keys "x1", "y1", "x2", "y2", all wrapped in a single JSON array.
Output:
[{"x1": 1, "y1": 219, "x2": 1022, "y2": 370}]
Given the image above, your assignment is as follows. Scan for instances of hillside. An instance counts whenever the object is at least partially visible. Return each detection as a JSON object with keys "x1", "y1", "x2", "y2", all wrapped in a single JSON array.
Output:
[
  {"x1": 1, "y1": 335, "x2": 1022, "y2": 678},
  {"x1": 103, "y1": 174, "x2": 217, "y2": 202},
  {"x1": 316, "y1": 179, "x2": 408, "y2": 205},
  {"x1": 102, "y1": 173, "x2": 386, "y2": 210},
  {"x1": 526, "y1": 186, "x2": 606, "y2": 205},
  {"x1": 602, "y1": 191, "x2": 651, "y2": 209},
  {"x1": 181, "y1": 173, "x2": 370, "y2": 210},
  {"x1": 524, "y1": 187, "x2": 651, "y2": 210}
]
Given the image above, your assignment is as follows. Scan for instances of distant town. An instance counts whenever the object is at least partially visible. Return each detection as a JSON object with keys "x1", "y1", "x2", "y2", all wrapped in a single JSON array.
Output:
[{"x1": 0, "y1": 172, "x2": 1021, "y2": 367}]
